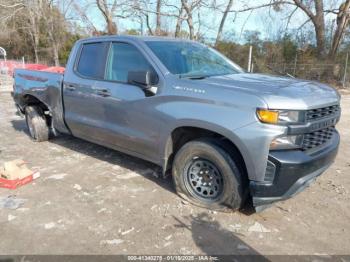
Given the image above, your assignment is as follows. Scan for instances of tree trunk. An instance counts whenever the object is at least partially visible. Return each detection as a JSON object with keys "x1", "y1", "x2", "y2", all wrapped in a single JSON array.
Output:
[
  {"x1": 314, "y1": 0, "x2": 326, "y2": 57},
  {"x1": 215, "y1": 0, "x2": 234, "y2": 46},
  {"x1": 293, "y1": 0, "x2": 326, "y2": 58},
  {"x1": 96, "y1": 0, "x2": 118, "y2": 35},
  {"x1": 52, "y1": 42, "x2": 60, "y2": 66},
  {"x1": 314, "y1": 22, "x2": 326, "y2": 57},
  {"x1": 181, "y1": 0, "x2": 195, "y2": 39},
  {"x1": 33, "y1": 43, "x2": 39, "y2": 64},
  {"x1": 28, "y1": 14, "x2": 40, "y2": 64},
  {"x1": 32, "y1": 31, "x2": 40, "y2": 64},
  {"x1": 187, "y1": 14, "x2": 194, "y2": 39},
  {"x1": 48, "y1": 29, "x2": 60, "y2": 66},
  {"x1": 105, "y1": 15, "x2": 117, "y2": 34},
  {"x1": 175, "y1": 6, "x2": 184, "y2": 37},
  {"x1": 145, "y1": 13, "x2": 154, "y2": 35},
  {"x1": 329, "y1": 0, "x2": 350, "y2": 59},
  {"x1": 155, "y1": 0, "x2": 161, "y2": 35}
]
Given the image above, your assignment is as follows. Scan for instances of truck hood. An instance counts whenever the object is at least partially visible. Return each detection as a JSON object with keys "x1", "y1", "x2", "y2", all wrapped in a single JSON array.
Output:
[{"x1": 200, "y1": 73, "x2": 340, "y2": 110}]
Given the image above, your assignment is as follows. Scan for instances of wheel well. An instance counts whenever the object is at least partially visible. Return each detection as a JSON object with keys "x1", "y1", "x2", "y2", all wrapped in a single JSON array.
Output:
[
  {"x1": 23, "y1": 95, "x2": 52, "y2": 126},
  {"x1": 166, "y1": 127, "x2": 248, "y2": 180},
  {"x1": 23, "y1": 95, "x2": 48, "y2": 110}
]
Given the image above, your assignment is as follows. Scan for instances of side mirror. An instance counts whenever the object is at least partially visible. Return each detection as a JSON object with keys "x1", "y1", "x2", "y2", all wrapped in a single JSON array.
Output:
[
  {"x1": 127, "y1": 71, "x2": 158, "y2": 96},
  {"x1": 127, "y1": 71, "x2": 157, "y2": 89}
]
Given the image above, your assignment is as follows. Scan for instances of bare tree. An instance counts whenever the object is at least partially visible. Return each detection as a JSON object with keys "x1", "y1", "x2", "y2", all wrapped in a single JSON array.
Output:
[
  {"x1": 96, "y1": 0, "x2": 118, "y2": 34},
  {"x1": 72, "y1": 1, "x2": 99, "y2": 34},
  {"x1": 27, "y1": 0, "x2": 44, "y2": 63},
  {"x1": 285, "y1": 0, "x2": 350, "y2": 58},
  {"x1": 175, "y1": 5, "x2": 185, "y2": 37},
  {"x1": 161, "y1": 0, "x2": 187, "y2": 37},
  {"x1": 292, "y1": 0, "x2": 326, "y2": 57},
  {"x1": 181, "y1": 0, "x2": 203, "y2": 39},
  {"x1": 132, "y1": 0, "x2": 183, "y2": 36},
  {"x1": 45, "y1": 1, "x2": 69, "y2": 66},
  {"x1": 145, "y1": 13, "x2": 154, "y2": 35},
  {"x1": 329, "y1": 0, "x2": 350, "y2": 58},
  {"x1": 223, "y1": 0, "x2": 349, "y2": 58},
  {"x1": 0, "y1": 0, "x2": 41, "y2": 63},
  {"x1": 130, "y1": 0, "x2": 154, "y2": 35},
  {"x1": 0, "y1": 1, "x2": 25, "y2": 21},
  {"x1": 215, "y1": 0, "x2": 234, "y2": 45},
  {"x1": 155, "y1": 0, "x2": 162, "y2": 35}
]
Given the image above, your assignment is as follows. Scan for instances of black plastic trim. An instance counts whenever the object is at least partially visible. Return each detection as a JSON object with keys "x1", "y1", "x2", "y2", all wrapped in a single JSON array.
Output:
[{"x1": 250, "y1": 130, "x2": 339, "y2": 207}]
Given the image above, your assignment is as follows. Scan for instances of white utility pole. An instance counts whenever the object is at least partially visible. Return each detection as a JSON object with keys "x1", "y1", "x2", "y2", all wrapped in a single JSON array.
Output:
[{"x1": 247, "y1": 45, "x2": 252, "y2": 73}]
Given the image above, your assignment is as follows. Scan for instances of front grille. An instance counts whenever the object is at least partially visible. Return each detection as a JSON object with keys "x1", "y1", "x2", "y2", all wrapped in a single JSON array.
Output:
[
  {"x1": 302, "y1": 127, "x2": 335, "y2": 151},
  {"x1": 306, "y1": 105, "x2": 340, "y2": 121}
]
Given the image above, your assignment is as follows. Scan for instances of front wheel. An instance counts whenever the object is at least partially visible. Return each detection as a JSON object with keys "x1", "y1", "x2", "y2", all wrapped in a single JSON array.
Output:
[{"x1": 172, "y1": 140, "x2": 245, "y2": 211}]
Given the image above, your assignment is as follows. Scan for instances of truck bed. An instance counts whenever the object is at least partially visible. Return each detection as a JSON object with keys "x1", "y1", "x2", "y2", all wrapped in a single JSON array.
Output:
[{"x1": 13, "y1": 69, "x2": 69, "y2": 133}]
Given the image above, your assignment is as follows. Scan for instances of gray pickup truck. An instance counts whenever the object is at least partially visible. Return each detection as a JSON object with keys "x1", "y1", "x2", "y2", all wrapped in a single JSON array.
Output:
[{"x1": 13, "y1": 35, "x2": 341, "y2": 211}]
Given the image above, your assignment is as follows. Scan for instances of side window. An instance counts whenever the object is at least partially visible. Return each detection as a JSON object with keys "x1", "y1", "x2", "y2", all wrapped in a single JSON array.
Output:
[
  {"x1": 76, "y1": 42, "x2": 109, "y2": 79},
  {"x1": 106, "y1": 42, "x2": 155, "y2": 82}
]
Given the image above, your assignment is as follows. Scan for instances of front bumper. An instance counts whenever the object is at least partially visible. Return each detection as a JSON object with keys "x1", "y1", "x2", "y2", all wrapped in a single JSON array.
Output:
[{"x1": 250, "y1": 130, "x2": 339, "y2": 208}]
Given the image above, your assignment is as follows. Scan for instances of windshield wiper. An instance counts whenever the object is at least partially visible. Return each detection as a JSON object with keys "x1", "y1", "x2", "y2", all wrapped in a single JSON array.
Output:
[
  {"x1": 187, "y1": 75, "x2": 208, "y2": 80},
  {"x1": 179, "y1": 74, "x2": 209, "y2": 80}
]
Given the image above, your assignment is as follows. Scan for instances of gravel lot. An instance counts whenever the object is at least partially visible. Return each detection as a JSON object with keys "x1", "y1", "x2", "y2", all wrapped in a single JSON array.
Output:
[{"x1": 0, "y1": 75, "x2": 349, "y2": 256}]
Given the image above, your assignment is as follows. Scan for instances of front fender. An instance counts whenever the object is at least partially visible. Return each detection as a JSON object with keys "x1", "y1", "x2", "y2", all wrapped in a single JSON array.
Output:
[
  {"x1": 163, "y1": 119, "x2": 255, "y2": 174},
  {"x1": 156, "y1": 98, "x2": 265, "y2": 179},
  {"x1": 161, "y1": 118, "x2": 286, "y2": 181}
]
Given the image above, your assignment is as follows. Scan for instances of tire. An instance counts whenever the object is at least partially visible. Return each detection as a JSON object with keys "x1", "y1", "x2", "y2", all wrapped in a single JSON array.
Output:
[
  {"x1": 172, "y1": 139, "x2": 245, "y2": 211},
  {"x1": 25, "y1": 105, "x2": 50, "y2": 142}
]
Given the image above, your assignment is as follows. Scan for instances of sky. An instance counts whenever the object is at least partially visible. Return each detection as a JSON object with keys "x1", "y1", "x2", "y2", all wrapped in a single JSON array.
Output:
[{"x1": 74, "y1": 0, "x2": 340, "y2": 43}]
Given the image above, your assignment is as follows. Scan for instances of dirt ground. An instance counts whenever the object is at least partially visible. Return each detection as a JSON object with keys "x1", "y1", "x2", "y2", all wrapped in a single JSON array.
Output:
[{"x1": 0, "y1": 75, "x2": 349, "y2": 256}]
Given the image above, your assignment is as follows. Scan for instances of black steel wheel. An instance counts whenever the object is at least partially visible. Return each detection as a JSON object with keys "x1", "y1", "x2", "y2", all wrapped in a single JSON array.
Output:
[
  {"x1": 172, "y1": 139, "x2": 245, "y2": 211},
  {"x1": 184, "y1": 158, "x2": 224, "y2": 202}
]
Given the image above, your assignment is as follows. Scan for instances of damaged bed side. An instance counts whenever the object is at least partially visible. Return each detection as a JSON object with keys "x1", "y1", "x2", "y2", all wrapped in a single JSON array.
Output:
[{"x1": 12, "y1": 69, "x2": 70, "y2": 135}]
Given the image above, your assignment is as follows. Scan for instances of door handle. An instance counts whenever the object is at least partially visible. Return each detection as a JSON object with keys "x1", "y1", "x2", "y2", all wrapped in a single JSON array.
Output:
[
  {"x1": 65, "y1": 84, "x2": 76, "y2": 91},
  {"x1": 95, "y1": 88, "x2": 111, "y2": 97}
]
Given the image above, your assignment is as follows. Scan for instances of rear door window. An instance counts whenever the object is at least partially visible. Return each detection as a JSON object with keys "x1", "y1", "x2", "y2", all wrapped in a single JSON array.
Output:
[{"x1": 76, "y1": 42, "x2": 109, "y2": 79}]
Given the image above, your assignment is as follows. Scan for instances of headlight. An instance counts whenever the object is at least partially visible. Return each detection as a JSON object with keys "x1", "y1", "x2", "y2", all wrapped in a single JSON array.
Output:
[
  {"x1": 270, "y1": 135, "x2": 303, "y2": 150},
  {"x1": 257, "y1": 109, "x2": 304, "y2": 125}
]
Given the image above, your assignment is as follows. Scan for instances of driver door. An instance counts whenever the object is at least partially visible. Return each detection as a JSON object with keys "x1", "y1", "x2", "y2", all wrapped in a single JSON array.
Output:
[{"x1": 94, "y1": 41, "x2": 161, "y2": 161}]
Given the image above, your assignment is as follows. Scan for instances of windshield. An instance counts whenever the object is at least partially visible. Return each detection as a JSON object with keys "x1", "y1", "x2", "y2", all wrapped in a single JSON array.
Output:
[{"x1": 145, "y1": 41, "x2": 244, "y2": 78}]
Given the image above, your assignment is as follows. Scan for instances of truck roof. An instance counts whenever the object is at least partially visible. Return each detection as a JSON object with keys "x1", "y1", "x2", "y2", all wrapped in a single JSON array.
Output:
[{"x1": 77, "y1": 35, "x2": 195, "y2": 44}]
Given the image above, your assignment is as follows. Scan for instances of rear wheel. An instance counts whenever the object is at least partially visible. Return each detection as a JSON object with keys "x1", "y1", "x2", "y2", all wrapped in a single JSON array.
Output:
[
  {"x1": 25, "y1": 105, "x2": 49, "y2": 142},
  {"x1": 172, "y1": 140, "x2": 245, "y2": 211}
]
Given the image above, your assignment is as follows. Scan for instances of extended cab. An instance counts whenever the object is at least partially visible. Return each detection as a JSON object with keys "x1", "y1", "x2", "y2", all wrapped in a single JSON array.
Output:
[{"x1": 13, "y1": 36, "x2": 341, "y2": 211}]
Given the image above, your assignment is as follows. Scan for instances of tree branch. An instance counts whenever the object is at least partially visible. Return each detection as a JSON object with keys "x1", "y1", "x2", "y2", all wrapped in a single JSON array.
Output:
[
  {"x1": 293, "y1": 0, "x2": 315, "y2": 20},
  {"x1": 227, "y1": 1, "x2": 294, "y2": 13},
  {"x1": 0, "y1": 3, "x2": 24, "y2": 8}
]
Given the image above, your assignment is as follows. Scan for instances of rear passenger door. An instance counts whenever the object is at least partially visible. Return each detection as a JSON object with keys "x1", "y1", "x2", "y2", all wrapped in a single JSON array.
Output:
[{"x1": 63, "y1": 41, "x2": 111, "y2": 142}]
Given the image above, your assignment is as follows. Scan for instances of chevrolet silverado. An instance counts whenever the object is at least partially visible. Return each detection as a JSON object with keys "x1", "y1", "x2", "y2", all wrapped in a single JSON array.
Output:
[{"x1": 13, "y1": 36, "x2": 341, "y2": 211}]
